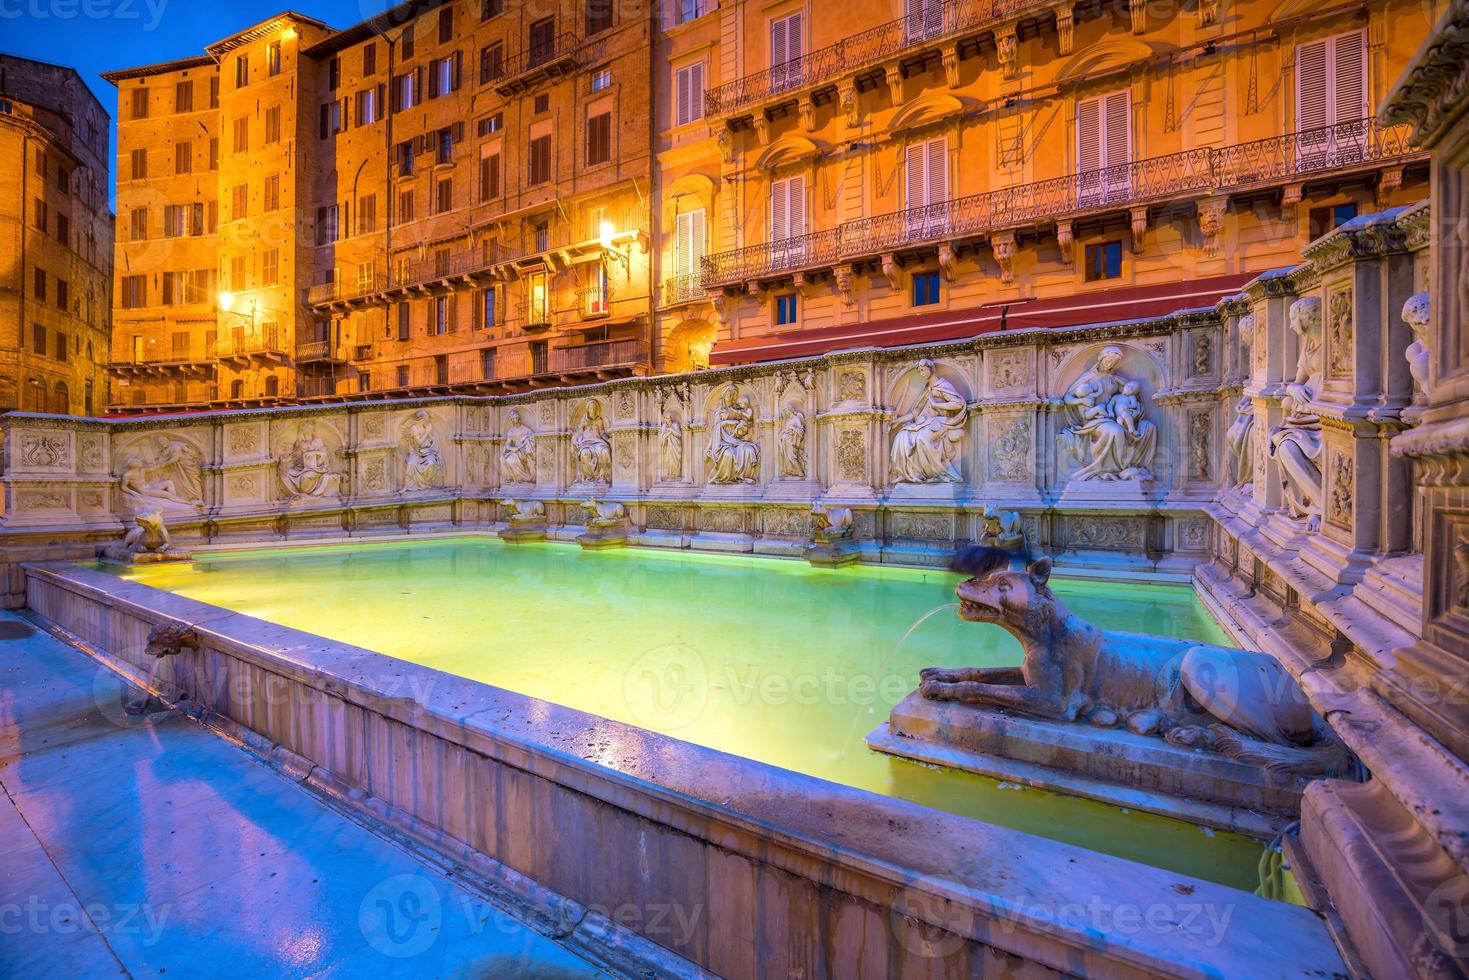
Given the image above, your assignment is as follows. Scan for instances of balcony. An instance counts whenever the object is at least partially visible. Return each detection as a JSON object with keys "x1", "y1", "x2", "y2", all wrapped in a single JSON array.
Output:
[
  {"x1": 706, "y1": 0, "x2": 1048, "y2": 124},
  {"x1": 662, "y1": 273, "x2": 706, "y2": 308},
  {"x1": 306, "y1": 272, "x2": 389, "y2": 310},
  {"x1": 215, "y1": 326, "x2": 288, "y2": 367},
  {"x1": 487, "y1": 32, "x2": 587, "y2": 96},
  {"x1": 108, "y1": 347, "x2": 216, "y2": 380},
  {"x1": 297, "y1": 377, "x2": 342, "y2": 399},
  {"x1": 295, "y1": 340, "x2": 348, "y2": 364},
  {"x1": 702, "y1": 118, "x2": 1423, "y2": 291}
]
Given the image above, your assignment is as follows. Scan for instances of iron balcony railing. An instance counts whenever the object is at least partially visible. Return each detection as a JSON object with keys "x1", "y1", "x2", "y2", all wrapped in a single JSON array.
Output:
[
  {"x1": 485, "y1": 31, "x2": 585, "y2": 91},
  {"x1": 296, "y1": 377, "x2": 340, "y2": 398},
  {"x1": 706, "y1": 0, "x2": 1031, "y2": 118},
  {"x1": 215, "y1": 326, "x2": 285, "y2": 359},
  {"x1": 307, "y1": 272, "x2": 390, "y2": 306},
  {"x1": 702, "y1": 118, "x2": 1419, "y2": 288},
  {"x1": 295, "y1": 340, "x2": 349, "y2": 361},
  {"x1": 662, "y1": 273, "x2": 706, "y2": 307},
  {"x1": 550, "y1": 338, "x2": 646, "y2": 373}
]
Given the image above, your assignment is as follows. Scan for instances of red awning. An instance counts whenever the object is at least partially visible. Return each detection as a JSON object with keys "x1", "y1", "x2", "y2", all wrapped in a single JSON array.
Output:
[{"x1": 707, "y1": 274, "x2": 1255, "y2": 366}]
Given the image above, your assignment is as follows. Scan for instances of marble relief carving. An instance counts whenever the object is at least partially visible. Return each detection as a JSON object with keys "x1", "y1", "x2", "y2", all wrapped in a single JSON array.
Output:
[
  {"x1": 1268, "y1": 297, "x2": 1325, "y2": 529},
  {"x1": 277, "y1": 421, "x2": 342, "y2": 499},
  {"x1": 889, "y1": 359, "x2": 968, "y2": 484},
  {"x1": 1225, "y1": 315, "x2": 1256, "y2": 488},
  {"x1": 400, "y1": 410, "x2": 445, "y2": 491},
  {"x1": 1193, "y1": 334, "x2": 1212, "y2": 376},
  {"x1": 118, "y1": 435, "x2": 205, "y2": 513},
  {"x1": 1403, "y1": 291, "x2": 1432, "y2": 409},
  {"x1": 836, "y1": 428, "x2": 866, "y2": 483},
  {"x1": 501, "y1": 409, "x2": 536, "y2": 484},
  {"x1": 777, "y1": 404, "x2": 807, "y2": 479},
  {"x1": 1189, "y1": 410, "x2": 1212, "y2": 480},
  {"x1": 658, "y1": 409, "x2": 684, "y2": 481},
  {"x1": 1057, "y1": 346, "x2": 1157, "y2": 482},
  {"x1": 80, "y1": 435, "x2": 103, "y2": 471},
  {"x1": 837, "y1": 369, "x2": 866, "y2": 402},
  {"x1": 21, "y1": 434, "x2": 68, "y2": 467},
  {"x1": 990, "y1": 418, "x2": 1032, "y2": 481},
  {"x1": 1327, "y1": 285, "x2": 1354, "y2": 380},
  {"x1": 706, "y1": 387, "x2": 760, "y2": 484},
  {"x1": 1329, "y1": 453, "x2": 1355, "y2": 530},
  {"x1": 989, "y1": 351, "x2": 1029, "y2": 390},
  {"x1": 571, "y1": 399, "x2": 612, "y2": 485},
  {"x1": 229, "y1": 426, "x2": 259, "y2": 456}
]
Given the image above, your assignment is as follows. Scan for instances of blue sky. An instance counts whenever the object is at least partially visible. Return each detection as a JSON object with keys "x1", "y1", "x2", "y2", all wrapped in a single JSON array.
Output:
[{"x1": 1, "y1": 0, "x2": 382, "y2": 201}]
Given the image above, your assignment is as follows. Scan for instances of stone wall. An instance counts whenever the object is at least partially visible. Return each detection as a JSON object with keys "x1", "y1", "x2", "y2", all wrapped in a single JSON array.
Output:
[{"x1": 2, "y1": 308, "x2": 1231, "y2": 593}]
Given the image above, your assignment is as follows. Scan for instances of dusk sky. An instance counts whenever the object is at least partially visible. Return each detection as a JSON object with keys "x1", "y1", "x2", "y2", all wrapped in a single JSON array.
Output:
[{"x1": 1, "y1": 0, "x2": 384, "y2": 200}]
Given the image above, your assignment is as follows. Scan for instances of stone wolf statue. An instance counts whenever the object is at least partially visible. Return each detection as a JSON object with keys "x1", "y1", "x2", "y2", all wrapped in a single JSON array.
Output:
[{"x1": 919, "y1": 547, "x2": 1352, "y2": 777}]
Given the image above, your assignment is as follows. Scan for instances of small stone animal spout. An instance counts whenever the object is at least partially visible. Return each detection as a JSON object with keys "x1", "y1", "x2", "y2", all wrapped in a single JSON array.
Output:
[
  {"x1": 124, "y1": 509, "x2": 171, "y2": 555},
  {"x1": 919, "y1": 547, "x2": 1352, "y2": 777},
  {"x1": 582, "y1": 498, "x2": 627, "y2": 525},
  {"x1": 509, "y1": 499, "x2": 545, "y2": 521},
  {"x1": 125, "y1": 622, "x2": 198, "y2": 715},
  {"x1": 811, "y1": 502, "x2": 853, "y2": 544}
]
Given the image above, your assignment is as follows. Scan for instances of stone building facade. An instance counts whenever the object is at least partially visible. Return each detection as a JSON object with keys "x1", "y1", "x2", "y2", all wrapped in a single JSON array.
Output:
[
  {"x1": 0, "y1": 55, "x2": 113, "y2": 416},
  {"x1": 654, "y1": 0, "x2": 1437, "y2": 369},
  {"x1": 105, "y1": 1, "x2": 655, "y2": 413}
]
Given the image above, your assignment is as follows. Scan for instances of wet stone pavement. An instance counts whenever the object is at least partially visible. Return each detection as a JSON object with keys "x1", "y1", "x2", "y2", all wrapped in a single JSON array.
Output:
[{"x1": 0, "y1": 611, "x2": 606, "y2": 979}]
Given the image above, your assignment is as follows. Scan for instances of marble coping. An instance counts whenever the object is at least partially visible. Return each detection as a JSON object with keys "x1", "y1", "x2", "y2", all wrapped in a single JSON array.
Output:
[{"x1": 22, "y1": 560, "x2": 1345, "y2": 979}]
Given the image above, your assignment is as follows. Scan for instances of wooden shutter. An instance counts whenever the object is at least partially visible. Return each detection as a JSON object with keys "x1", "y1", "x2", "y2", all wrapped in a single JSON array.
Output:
[
  {"x1": 771, "y1": 16, "x2": 790, "y2": 68},
  {"x1": 676, "y1": 62, "x2": 704, "y2": 126},
  {"x1": 906, "y1": 142, "x2": 926, "y2": 209},
  {"x1": 1331, "y1": 30, "x2": 1367, "y2": 125},
  {"x1": 1103, "y1": 92, "x2": 1131, "y2": 167},
  {"x1": 770, "y1": 179, "x2": 789, "y2": 241},
  {"x1": 676, "y1": 208, "x2": 705, "y2": 276},
  {"x1": 1296, "y1": 39, "x2": 1329, "y2": 133},
  {"x1": 1076, "y1": 96, "x2": 1101, "y2": 173}
]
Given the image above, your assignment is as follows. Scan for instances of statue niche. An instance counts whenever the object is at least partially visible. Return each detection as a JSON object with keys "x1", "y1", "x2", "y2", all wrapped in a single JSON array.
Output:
[
  {"x1": 400, "y1": 409, "x2": 445, "y2": 492},
  {"x1": 889, "y1": 358, "x2": 969, "y2": 485},
  {"x1": 571, "y1": 398, "x2": 612, "y2": 485},
  {"x1": 705, "y1": 386, "x2": 760, "y2": 484},
  {"x1": 658, "y1": 408, "x2": 684, "y2": 481},
  {"x1": 1224, "y1": 314, "x2": 1256, "y2": 489},
  {"x1": 1267, "y1": 296, "x2": 1325, "y2": 529},
  {"x1": 500, "y1": 409, "x2": 537, "y2": 485},
  {"x1": 276, "y1": 420, "x2": 342, "y2": 500},
  {"x1": 1056, "y1": 345, "x2": 1158, "y2": 482},
  {"x1": 777, "y1": 403, "x2": 807, "y2": 479}
]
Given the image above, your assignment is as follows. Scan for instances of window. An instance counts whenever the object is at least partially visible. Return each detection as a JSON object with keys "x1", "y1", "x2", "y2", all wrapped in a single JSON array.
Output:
[
  {"x1": 434, "y1": 177, "x2": 452, "y2": 214},
  {"x1": 55, "y1": 333, "x2": 69, "y2": 362},
  {"x1": 530, "y1": 17, "x2": 556, "y2": 66},
  {"x1": 56, "y1": 213, "x2": 68, "y2": 244},
  {"x1": 262, "y1": 248, "x2": 279, "y2": 285},
  {"x1": 130, "y1": 87, "x2": 148, "y2": 119},
  {"x1": 769, "y1": 175, "x2": 806, "y2": 243},
  {"x1": 402, "y1": 24, "x2": 415, "y2": 60},
  {"x1": 913, "y1": 270, "x2": 941, "y2": 306},
  {"x1": 474, "y1": 286, "x2": 498, "y2": 329},
  {"x1": 676, "y1": 0, "x2": 706, "y2": 26},
  {"x1": 121, "y1": 275, "x2": 146, "y2": 309},
  {"x1": 175, "y1": 141, "x2": 192, "y2": 174},
  {"x1": 265, "y1": 375, "x2": 279, "y2": 397},
  {"x1": 479, "y1": 147, "x2": 501, "y2": 200},
  {"x1": 32, "y1": 323, "x2": 46, "y2": 354},
  {"x1": 208, "y1": 137, "x2": 219, "y2": 170},
  {"x1": 397, "y1": 188, "x2": 415, "y2": 224},
  {"x1": 588, "y1": 261, "x2": 609, "y2": 315},
  {"x1": 164, "y1": 204, "x2": 186, "y2": 237},
  {"x1": 437, "y1": 127, "x2": 454, "y2": 164},
  {"x1": 478, "y1": 112, "x2": 503, "y2": 136},
  {"x1": 586, "y1": 111, "x2": 611, "y2": 165},
  {"x1": 175, "y1": 80, "x2": 193, "y2": 112},
  {"x1": 319, "y1": 100, "x2": 343, "y2": 138},
  {"x1": 398, "y1": 139, "x2": 416, "y2": 175},
  {"x1": 770, "y1": 13, "x2": 804, "y2": 91},
  {"x1": 675, "y1": 208, "x2": 706, "y2": 278},
  {"x1": 526, "y1": 270, "x2": 550, "y2": 324},
  {"x1": 775, "y1": 293, "x2": 798, "y2": 325},
  {"x1": 395, "y1": 70, "x2": 418, "y2": 110},
  {"x1": 129, "y1": 208, "x2": 148, "y2": 240},
  {"x1": 1296, "y1": 29, "x2": 1369, "y2": 164},
  {"x1": 480, "y1": 42, "x2": 504, "y2": 83},
  {"x1": 232, "y1": 183, "x2": 248, "y2": 220},
  {"x1": 316, "y1": 205, "x2": 339, "y2": 245},
  {"x1": 209, "y1": 76, "x2": 220, "y2": 107},
  {"x1": 1309, "y1": 202, "x2": 1359, "y2": 239},
  {"x1": 587, "y1": 0, "x2": 613, "y2": 35},
  {"x1": 357, "y1": 85, "x2": 384, "y2": 125},
  {"x1": 33, "y1": 199, "x2": 47, "y2": 232},
  {"x1": 904, "y1": 0, "x2": 944, "y2": 42},
  {"x1": 229, "y1": 254, "x2": 247, "y2": 290},
  {"x1": 397, "y1": 364, "x2": 410, "y2": 387},
  {"x1": 675, "y1": 62, "x2": 705, "y2": 126},
  {"x1": 363, "y1": 42, "x2": 377, "y2": 76},
  {"x1": 481, "y1": 346, "x2": 497, "y2": 379},
  {"x1": 55, "y1": 278, "x2": 68, "y2": 311},
  {"x1": 529, "y1": 133, "x2": 552, "y2": 184},
  {"x1": 130, "y1": 148, "x2": 147, "y2": 180},
  {"x1": 905, "y1": 137, "x2": 949, "y2": 235},
  {"x1": 264, "y1": 174, "x2": 280, "y2": 212},
  {"x1": 438, "y1": 6, "x2": 454, "y2": 42},
  {"x1": 482, "y1": 0, "x2": 504, "y2": 19},
  {"x1": 433, "y1": 295, "x2": 450, "y2": 335},
  {"x1": 534, "y1": 93, "x2": 550, "y2": 114},
  {"x1": 359, "y1": 372, "x2": 372, "y2": 393},
  {"x1": 233, "y1": 116, "x2": 249, "y2": 153},
  {"x1": 358, "y1": 194, "x2": 377, "y2": 234},
  {"x1": 534, "y1": 221, "x2": 549, "y2": 252},
  {"x1": 397, "y1": 302, "x2": 411, "y2": 340},
  {"x1": 1084, "y1": 241, "x2": 1123, "y2": 281},
  {"x1": 268, "y1": 41, "x2": 282, "y2": 76},
  {"x1": 591, "y1": 68, "x2": 612, "y2": 92},
  {"x1": 429, "y1": 53, "x2": 460, "y2": 97},
  {"x1": 234, "y1": 55, "x2": 249, "y2": 88},
  {"x1": 263, "y1": 106, "x2": 280, "y2": 144},
  {"x1": 328, "y1": 56, "x2": 341, "y2": 90},
  {"x1": 1076, "y1": 90, "x2": 1131, "y2": 204}
]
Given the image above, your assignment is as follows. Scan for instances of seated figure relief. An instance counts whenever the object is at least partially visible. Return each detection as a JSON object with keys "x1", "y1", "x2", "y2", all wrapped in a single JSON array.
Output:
[
  {"x1": 1267, "y1": 297, "x2": 1325, "y2": 529},
  {"x1": 706, "y1": 388, "x2": 760, "y2": 484},
  {"x1": 572, "y1": 400, "x2": 612, "y2": 484},
  {"x1": 1056, "y1": 346, "x2": 1157, "y2": 482},
  {"x1": 401, "y1": 410, "x2": 445, "y2": 492},
  {"x1": 889, "y1": 358, "x2": 968, "y2": 484},
  {"x1": 500, "y1": 409, "x2": 537, "y2": 484},
  {"x1": 277, "y1": 421, "x2": 342, "y2": 499},
  {"x1": 920, "y1": 547, "x2": 1352, "y2": 778}
]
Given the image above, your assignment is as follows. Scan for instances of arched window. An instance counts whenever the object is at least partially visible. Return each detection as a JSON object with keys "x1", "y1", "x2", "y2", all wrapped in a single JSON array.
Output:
[
  {"x1": 52, "y1": 381, "x2": 69, "y2": 415},
  {"x1": 264, "y1": 375, "x2": 279, "y2": 397},
  {"x1": 26, "y1": 377, "x2": 45, "y2": 412},
  {"x1": 230, "y1": 379, "x2": 244, "y2": 399}
]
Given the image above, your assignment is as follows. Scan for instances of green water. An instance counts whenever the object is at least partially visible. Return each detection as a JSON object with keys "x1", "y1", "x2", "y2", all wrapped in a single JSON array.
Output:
[{"x1": 112, "y1": 537, "x2": 1269, "y2": 893}]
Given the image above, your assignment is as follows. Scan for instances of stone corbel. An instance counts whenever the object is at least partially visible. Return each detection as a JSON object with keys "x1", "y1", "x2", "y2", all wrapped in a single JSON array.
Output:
[
  {"x1": 995, "y1": 32, "x2": 1018, "y2": 81},
  {"x1": 838, "y1": 81, "x2": 859, "y2": 128},
  {"x1": 710, "y1": 291, "x2": 728, "y2": 325},
  {"x1": 754, "y1": 113, "x2": 772, "y2": 145},
  {"x1": 793, "y1": 271, "x2": 817, "y2": 299},
  {"x1": 1197, "y1": 0, "x2": 1219, "y2": 27},
  {"x1": 1198, "y1": 198, "x2": 1228, "y2": 259},
  {"x1": 745, "y1": 280, "x2": 764, "y2": 301},
  {"x1": 833, "y1": 264, "x2": 855, "y2": 306},
  {"x1": 885, "y1": 65, "x2": 905, "y2": 107},
  {"x1": 937, "y1": 243, "x2": 957, "y2": 282},
  {"x1": 716, "y1": 128, "x2": 735, "y2": 165},
  {"x1": 1128, "y1": 0, "x2": 1147, "y2": 34},
  {"x1": 991, "y1": 232, "x2": 1017, "y2": 286},
  {"x1": 881, "y1": 253, "x2": 902, "y2": 290},
  {"x1": 1055, "y1": 7, "x2": 1075, "y2": 55},
  {"x1": 798, "y1": 96, "x2": 817, "y2": 133},
  {"x1": 1055, "y1": 220, "x2": 1074, "y2": 264},
  {"x1": 1130, "y1": 207, "x2": 1149, "y2": 253},
  {"x1": 1376, "y1": 166, "x2": 1404, "y2": 208},
  {"x1": 942, "y1": 43, "x2": 962, "y2": 89},
  {"x1": 1281, "y1": 183, "x2": 1303, "y2": 218}
]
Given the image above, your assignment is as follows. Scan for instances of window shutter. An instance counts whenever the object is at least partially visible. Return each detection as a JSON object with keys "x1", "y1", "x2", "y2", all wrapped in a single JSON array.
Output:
[
  {"x1": 1296, "y1": 39, "x2": 1329, "y2": 132},
  {"x1": 319, "y1": 103, "x2": 329, "y2": 139},
  {"x1": 770, "y1": 179, "x2": 788, "y2": 241},
  {"x1": 453, "y1": 50, "x2": 463, "y2": 91},
  {"x1": 927, "y1": 138, "x2": 947, "y2": 204},
  {"x1": 1331, "y1": 30, "x2": 1367, "y2": 125},
  {"x1": 788, "y1": 175, "x2": 805, "y2": 237},
  {"x1": 448, "y1": 294, "x2": 458, "y2": 332},
  {"x1": 691, "y1": 208, "x2": 706, "y2": 271},
  {"x1": 1103, "y1": 90, "x2": 1130, "y2": 167},
  {"x1": 787, "y1": 14, "x2": 802, "y2": 63},
  {"x1": 452, "y1": 121, "x2": 464, "y2": 142},
  {"x1": 1076, "y1": 96, "x2": 1101, "y2": 173},
  {"x1": 771, "y1": 16, "x2": 789, "y2": 68}
]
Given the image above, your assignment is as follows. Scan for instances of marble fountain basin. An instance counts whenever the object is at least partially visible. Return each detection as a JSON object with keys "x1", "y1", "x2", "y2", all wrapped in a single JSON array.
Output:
[{"x1": 17, "y1": 537, "x2": 1348, "y2": 977}]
